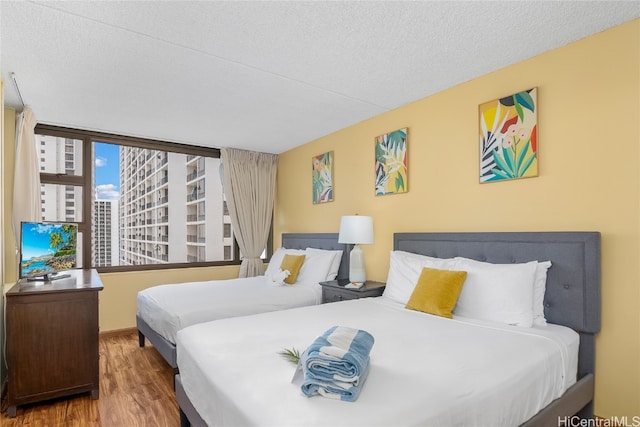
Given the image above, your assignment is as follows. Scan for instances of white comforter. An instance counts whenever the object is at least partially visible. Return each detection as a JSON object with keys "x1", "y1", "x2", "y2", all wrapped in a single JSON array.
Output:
[
  {"x1": 176, "y1": 297, "x2": 578, "y2": 427},
  {"x1": 137, "y1": 276, "x2": 322, "y2": 344}
]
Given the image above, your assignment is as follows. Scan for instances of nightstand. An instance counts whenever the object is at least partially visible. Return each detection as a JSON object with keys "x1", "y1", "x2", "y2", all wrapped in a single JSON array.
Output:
[{"x1": 319, "y1": 279, "x2": 386, "y2": 303}]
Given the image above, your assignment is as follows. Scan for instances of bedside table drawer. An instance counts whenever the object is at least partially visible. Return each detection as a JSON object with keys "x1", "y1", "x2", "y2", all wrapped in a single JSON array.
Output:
[
  {"x1": 319, "y1": 280, "x2": 386, "y2": 304},
  {"x1": 322, "y1": 288, "x2": 360, "y2": 303}
]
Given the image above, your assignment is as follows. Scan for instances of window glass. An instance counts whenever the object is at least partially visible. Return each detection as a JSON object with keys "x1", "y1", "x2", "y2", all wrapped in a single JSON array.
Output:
[
  {"x1": 93, "y1": 142, "x2": 235, "y2": 266},
  {"x1": 40, "y1": 184, "x2": 83, "y2": 222},
  {"x1": 37, "y1": 135, "x2": 83, "y2": 176},
  {"x1": 35, "y1": 125, "x2": 250, "y2": 271}
]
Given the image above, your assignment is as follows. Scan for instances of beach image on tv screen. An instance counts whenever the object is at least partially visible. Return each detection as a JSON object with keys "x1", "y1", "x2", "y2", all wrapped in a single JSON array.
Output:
[{"x1": 21, "y1": 222, "x2": 77, "y2": 278}]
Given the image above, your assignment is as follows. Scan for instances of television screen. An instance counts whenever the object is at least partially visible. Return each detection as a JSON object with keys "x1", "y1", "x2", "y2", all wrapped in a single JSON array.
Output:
[{"x1": 20, "y1": 221, "x2": 78, "y2": 280}]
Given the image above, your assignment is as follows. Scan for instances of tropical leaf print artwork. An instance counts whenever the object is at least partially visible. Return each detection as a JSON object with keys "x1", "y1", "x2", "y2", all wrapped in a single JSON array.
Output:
[
  {"x1": 312, "y1": 151, "x2": 333, "y2": 204},
  {"x1": 479, "y1": 88, "x2": 538, "y2": 183},
  {"x1": 375, "y1": 128, "x2": 408, "y2": 195}
]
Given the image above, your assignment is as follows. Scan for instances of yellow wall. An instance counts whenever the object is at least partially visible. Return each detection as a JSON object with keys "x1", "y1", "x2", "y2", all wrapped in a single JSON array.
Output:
[{"x1": 275, "y1": 20, "x2": 640, "y2": 418}]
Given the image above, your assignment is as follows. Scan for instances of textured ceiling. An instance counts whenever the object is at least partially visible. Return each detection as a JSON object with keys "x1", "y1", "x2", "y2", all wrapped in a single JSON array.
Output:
[{"x1": 1, "y1": 1, "x2": 638, "y2": 153}]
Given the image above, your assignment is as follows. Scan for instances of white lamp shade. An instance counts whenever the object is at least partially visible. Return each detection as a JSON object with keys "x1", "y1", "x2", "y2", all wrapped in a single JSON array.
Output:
[{"x1": 338, "y1": 215, "x2": 374, "y2": 244}]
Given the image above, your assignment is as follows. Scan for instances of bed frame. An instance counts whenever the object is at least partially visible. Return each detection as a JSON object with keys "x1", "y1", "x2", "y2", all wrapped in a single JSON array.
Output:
[
  {"x1": 175, "y1": 231, "x2": 601, "y2": 426},
  {"x1": 137, "y1": 232, "x2": 349, "y2": 369}
]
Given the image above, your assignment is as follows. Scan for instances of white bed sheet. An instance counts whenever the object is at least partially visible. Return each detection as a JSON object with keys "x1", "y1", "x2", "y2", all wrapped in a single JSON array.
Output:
[
  {"x1": 177, "y1": 297, "x2": 578, "y2": 427},
  {"x1": 137, "y1": 276, "x2": 322, "y2": 344}
]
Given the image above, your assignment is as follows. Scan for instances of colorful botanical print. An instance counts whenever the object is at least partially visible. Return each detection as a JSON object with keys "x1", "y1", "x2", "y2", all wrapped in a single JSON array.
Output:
[
  {"x1": 375, "y1": 128, "x2": 408, "y2": 195},
  {"x1": 312, "y1": 151, "x2": 333, "y2": 204},
  {"x1": 479, "y1": 88, "x2": 538, "y2": 183}
]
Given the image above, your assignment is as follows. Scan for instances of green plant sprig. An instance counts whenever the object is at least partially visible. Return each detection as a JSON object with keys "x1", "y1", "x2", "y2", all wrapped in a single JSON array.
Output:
[{"x1": 279, "y1": 347, "x2": 301, "y2": 365}]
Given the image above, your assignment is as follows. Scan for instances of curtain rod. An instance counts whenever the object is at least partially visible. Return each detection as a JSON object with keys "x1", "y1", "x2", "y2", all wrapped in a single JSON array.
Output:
[{"x1": 10, "y1": 72, "x2": 26, "y2": 108}]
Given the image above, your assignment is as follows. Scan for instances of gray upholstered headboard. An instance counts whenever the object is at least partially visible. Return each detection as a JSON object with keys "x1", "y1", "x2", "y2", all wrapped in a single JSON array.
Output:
[
  {"x1": 394, "y1": 232, "x2": 601, "y2": 379},
  {"x1": 281, "y1": 233, "x2": 349, "y2": 280}
]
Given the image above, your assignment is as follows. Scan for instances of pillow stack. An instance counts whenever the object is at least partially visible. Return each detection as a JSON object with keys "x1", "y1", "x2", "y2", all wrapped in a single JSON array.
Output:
[
  {"x1": 264, "y1": 247, "x2": 343, "y2": 285},
  {"x1": 383, "y1": 250, "x2": 552, "y2": 327}
]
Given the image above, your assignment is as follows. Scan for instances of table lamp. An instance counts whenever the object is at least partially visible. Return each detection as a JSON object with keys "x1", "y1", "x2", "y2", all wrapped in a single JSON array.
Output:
[{"x1": 338, "y1": 215, "x2": 374, "y2": 284}]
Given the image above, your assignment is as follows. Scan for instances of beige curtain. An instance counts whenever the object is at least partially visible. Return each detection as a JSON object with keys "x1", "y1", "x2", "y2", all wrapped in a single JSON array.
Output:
[
  {"x1": 12, "y1": 106, "x2": 42, "y2": 250},
  {"x1": 221, "y1": 148, "x2": 278, "y2": 277}
]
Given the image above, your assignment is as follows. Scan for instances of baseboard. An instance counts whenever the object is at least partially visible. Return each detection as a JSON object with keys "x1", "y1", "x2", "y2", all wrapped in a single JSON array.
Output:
[{"x1": 99, "y1": 327, "x2": 137, "y2": 338}]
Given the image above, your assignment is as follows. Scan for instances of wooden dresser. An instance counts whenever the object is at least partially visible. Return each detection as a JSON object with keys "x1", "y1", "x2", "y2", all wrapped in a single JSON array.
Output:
[{"x1": 5, "y1": 269, "x2": 103, "y2": 417}]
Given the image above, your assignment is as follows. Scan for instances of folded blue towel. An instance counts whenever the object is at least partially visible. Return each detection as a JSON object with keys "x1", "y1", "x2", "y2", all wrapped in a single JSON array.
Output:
[
  {"x1": 301, "y1": 361, "x2": 370, "y2": 401},
  {"x1": 300, "y1": 326, "x2": 374, "y2": 401}
]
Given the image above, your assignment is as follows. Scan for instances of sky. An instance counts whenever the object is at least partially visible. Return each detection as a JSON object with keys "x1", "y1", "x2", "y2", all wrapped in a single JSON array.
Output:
[{"x1": 94, "y1": 142, "x2": 120, "y2": 200}]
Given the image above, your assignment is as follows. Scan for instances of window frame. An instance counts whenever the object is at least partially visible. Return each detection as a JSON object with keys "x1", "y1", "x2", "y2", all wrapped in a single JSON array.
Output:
[{"x1": 35, "y1": 124, "x2": 247, "y2": 273}]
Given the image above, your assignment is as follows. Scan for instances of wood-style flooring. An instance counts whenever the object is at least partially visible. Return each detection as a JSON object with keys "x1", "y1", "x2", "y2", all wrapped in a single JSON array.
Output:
[{"x1": 1, "y1": 330, "x2": 179, "y2": 426}]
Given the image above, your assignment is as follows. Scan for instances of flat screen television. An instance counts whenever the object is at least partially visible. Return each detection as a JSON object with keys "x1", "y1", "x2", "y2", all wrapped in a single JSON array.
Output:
[{"x1": 20, "y1": 221, "x2": 78, "y2": 281}]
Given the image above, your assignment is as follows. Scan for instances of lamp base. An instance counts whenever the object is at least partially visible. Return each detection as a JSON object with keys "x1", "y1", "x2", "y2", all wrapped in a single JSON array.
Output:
[{"x1": 349, "y1": 244, "x2": 366, "y2": 284}]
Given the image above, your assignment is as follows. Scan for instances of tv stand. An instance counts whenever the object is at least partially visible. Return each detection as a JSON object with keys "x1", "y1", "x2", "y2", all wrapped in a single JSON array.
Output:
[
  {"x1": 26, "y1": 272, "x2": 71, "y2": 282},
  {"x1": 5, "y1": 269, "x2": 103, "y2": 417}
]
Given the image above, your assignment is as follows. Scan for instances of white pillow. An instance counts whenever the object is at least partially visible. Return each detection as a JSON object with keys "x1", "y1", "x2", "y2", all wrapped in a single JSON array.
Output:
[
  {"x1": 296, "y1": 249, "x2": 338, "y2": 284},
  {"x1": 533, "y1": 261, "x2": 552, "y2": 326},
  {"x1": 453, "y1": 257, "x2": 538, "y2": 327},
  {"x1": 453, "y1": 257, "x2": 552, "y2": 326},
  {"x1": 305, "y1": 247, "x2": 343, "y2": 280},
  {"x1": 264, "y1": 247, "x2": 305, "y2": 277},
  {"x1": 383, "y1": 251, "x2": 457, "y2": 305}
]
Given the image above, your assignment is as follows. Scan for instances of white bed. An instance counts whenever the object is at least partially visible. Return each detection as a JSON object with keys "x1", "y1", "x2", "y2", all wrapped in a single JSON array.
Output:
[
  {"x1": 137, "y1": 233, "x2": 348, "y2": 368},
  {"x1": 138, "y1": 275, "x2": 322, "y2": 345},
  {"x1": 177, "y1": 297, "x2": 579, "y2": 426},
  {"x1": 174, "y1": 232, "x2": 601, "y2": 426}
]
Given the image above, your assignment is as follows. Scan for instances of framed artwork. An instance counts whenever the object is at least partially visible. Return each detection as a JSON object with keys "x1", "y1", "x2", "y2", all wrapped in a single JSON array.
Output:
[
  {"x1": 312, "y1": 151, "x2": 333, "y2": 204},
  {"x1": 375, "y1": 128, "x2": 408, "y2": 196},
  {"x1": 479, "y1": 88, "x2": 538, "y2": 183}
]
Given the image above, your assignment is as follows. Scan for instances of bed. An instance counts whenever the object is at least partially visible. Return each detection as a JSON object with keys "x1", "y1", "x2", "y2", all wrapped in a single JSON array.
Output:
[
  {"x1": 175, "y1": 231, "x2": 601, "y2": 426},
  {"x1": 137, "y1": 232, "x2": 349, "y2": 368}
]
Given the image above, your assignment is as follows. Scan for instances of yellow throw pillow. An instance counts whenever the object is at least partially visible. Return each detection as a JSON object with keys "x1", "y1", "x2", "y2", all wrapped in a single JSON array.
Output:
[
  {"x1": 280, "y1": 254, "x2": 306, "y2": 284},
  {"x1": 405, "y1": 267, "x2": 467, "y2": 318}
]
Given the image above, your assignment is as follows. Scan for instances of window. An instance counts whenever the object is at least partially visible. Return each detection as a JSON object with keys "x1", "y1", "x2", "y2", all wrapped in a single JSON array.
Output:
[
  {"x1": 36, "y1": 124, "x2": 246, "y2": 273},
  {"x1": 41, "y1": 183, "x2": 83, "y2": 222}
]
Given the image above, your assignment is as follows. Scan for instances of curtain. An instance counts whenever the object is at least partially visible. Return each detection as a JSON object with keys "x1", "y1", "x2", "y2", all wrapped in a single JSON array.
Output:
[
  {"x1": 12, "y1": 106, "x2": 42, "y2": 251},
  {"x1": 221, "y1": 148, "x2": 278, "y2": 277}
]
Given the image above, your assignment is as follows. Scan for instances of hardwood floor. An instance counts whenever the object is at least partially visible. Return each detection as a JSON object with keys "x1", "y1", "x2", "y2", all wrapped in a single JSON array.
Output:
[{"x1": 1, "y1": 330, "x2": 180, "y2": 426}]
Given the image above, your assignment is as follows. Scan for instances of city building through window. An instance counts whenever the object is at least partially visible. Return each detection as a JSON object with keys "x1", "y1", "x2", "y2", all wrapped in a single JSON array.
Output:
[{"x1": 35, "y1": 125, "x2": 250, "y2": 272}]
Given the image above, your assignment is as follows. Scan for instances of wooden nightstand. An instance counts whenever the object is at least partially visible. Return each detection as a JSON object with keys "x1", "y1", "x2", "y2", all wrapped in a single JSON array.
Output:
[{"x1": 319, "y1": 279, "x2": 386, "y2": 303}]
